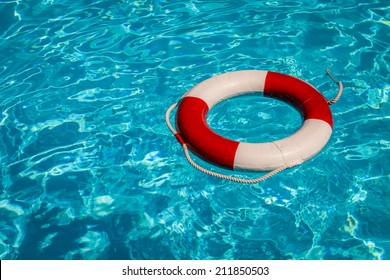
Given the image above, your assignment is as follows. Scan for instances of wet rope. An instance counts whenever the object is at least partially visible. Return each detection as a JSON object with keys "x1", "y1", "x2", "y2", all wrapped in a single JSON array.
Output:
[
  {"x1": 326, "y1": 69, "x2": 343, "y2": 105},
  {"x1": 183, "y1": 142, "x2": 287, "y2": 183},
  {"x1": 165, "y1": 103, "x2": 178, "y2": 136},
  {"x1": 165, "y1": 69, "x2": 342, "y2": 183}
]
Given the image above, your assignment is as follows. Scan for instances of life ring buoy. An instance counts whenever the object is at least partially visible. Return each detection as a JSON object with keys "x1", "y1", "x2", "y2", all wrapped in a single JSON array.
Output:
[{"x1": 174, "y1": 70, "x2": 334, "y2": 171}]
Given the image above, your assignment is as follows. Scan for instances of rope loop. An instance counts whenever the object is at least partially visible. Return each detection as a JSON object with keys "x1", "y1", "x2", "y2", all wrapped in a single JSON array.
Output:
[{"x1": 325, "y1": 69, "x2": 343, "y2": 105}]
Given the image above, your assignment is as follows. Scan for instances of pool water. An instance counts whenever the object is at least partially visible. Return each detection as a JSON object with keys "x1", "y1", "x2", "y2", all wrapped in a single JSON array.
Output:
[{"x1": 0, "y1": 0, "x2": 389, "y2": 260}]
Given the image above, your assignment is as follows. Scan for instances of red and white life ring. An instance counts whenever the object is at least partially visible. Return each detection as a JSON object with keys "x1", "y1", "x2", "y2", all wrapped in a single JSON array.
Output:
[{"x1": 174, "y1": 70, "x2": 333, "y2": 171}]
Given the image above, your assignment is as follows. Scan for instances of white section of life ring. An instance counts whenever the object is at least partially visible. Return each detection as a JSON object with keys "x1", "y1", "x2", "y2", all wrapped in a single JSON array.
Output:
[
  {"x1": 234, "y1": 119, "x2": 332, "y2": 170},
  {"x1": 184, "y1": 70, "x2": 267, "y2": 108}
]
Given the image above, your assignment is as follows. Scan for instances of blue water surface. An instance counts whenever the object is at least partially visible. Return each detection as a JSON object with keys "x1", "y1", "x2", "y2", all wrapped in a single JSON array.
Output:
[{"x1": 0, "y1": 0, "x2": 389, "y2": 260}]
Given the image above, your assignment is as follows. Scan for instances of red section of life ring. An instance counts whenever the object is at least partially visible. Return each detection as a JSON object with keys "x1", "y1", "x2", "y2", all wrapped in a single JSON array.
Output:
[
  {"x1": 264, "y1": 72, "x2": 333, "y2": 127},
  {"x1": 177, "y1": 96, "x2": 240, "y2": 168},
  {"x1": 175, "y1": 70, "x2": 333, "y2": 171}
]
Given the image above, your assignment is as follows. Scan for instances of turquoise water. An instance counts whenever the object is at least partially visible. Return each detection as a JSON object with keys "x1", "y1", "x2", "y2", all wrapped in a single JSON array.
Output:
[{"x1": 0, "y1": 0, "x2": 389, "y2": 260}]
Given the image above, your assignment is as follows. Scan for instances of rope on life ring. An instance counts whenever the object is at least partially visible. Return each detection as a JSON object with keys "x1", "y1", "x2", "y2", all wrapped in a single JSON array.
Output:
[
  {"x1": 166, "y1": 69, "x2": 343, "y2": 184},
  {"x1": 326, "y1": 68, "x2": 343, "y2": 105}
]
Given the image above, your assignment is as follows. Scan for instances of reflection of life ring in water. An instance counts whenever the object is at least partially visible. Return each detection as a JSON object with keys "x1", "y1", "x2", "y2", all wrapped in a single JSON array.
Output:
[{"x1": 166, "y1": 70, "x2": 343, "y2": 183}]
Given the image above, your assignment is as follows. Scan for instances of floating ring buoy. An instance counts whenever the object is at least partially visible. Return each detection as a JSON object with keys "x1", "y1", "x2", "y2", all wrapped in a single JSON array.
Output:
[{"x1": 174, "y1": 70, "x2": 334, "y2": 171}]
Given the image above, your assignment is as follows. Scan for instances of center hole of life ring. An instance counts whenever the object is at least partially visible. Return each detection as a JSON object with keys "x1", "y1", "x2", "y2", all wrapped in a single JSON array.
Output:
[{"x1": 206, "y1": 93, "x2": 302, "y2": 143}]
